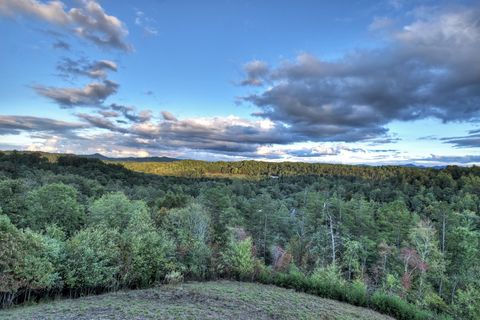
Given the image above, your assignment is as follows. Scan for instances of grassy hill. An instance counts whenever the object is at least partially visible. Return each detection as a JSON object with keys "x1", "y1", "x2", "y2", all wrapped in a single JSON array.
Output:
[{"x1": 0, "y1": 281, "x2": 393, "y2": 320}]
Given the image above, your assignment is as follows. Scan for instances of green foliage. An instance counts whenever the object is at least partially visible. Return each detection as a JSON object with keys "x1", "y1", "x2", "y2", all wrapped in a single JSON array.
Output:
[
  {"x1": 0, "y1": 152, "x2": 478, "y2": 319},
  {"x1": 164, "y1": 203, "x2": 212, "y2": 278},
  {"x1": 221, "y1": 236, "x2": 255, "y2": 279},
  {"x1": 0, "y1": 215, "x2": 63, "y2": 306},
  {"x1": 0, "y1": 214, "x2": 24, "y2": 296},
  {"x1": 370, "y1": 292, "x2": 432, "y2": 320},
  {"x1": 64, "y1": 227, "x2": 121, "y2": 291},
  {"x1": 15, "y1": 230, "x2": 62, "y2": 291},
  {"x1": 201, "y1": 187, "x2": 231, "y2": 246},
  {"x1": 0, "y1": 179, "x2": 26, "y2": 225},
  {"x1": 346, "y1": 279, "x2": 369, "y2": 306},
  {"x1": 255, "y1": 267, "x2": 432, "y2": 320},
  {"x1": 382, "y1": 273, "x2": 402, "y2": 296},
  {"x1": 376, "y1": 200, "x2": 413, "y2": 247},
  {"x1": 453, "y1": 285, "x2": 480, "y2": 320},
  {"x1": 309, "y1": 264, "x2": 347, "y2": 301},
  {"x1": 310, "y1": 264, "x2": 346, "y2": 288},
  {"x1": 122, "y1": 217, "x2": 175, "y2": 287},
  {"x1": 164, "y1": 270, "x2": 184, "y2": 284},
  {"x1": 88, "y1": 192, "x2": 150, "y2": 230},
  {"x1": 24, "y1": 183, "x2": 84, "y2": 235}
]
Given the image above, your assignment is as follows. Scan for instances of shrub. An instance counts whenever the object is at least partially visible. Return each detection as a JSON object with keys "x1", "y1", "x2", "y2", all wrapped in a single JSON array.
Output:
[
  {"x1": 1, "y1": 216, "x2": 64, "y2": 306},
  {"x1": 0, "y1": 215, "x2": 26, "y2": 306},
  {"x1": 221, "y1": 236, "x2": 255, "y2": 280},
  {"x1": 64, "y1": 227, "x2": 121, "y2": 292},
  {"x1": 370, "y1": 292, "x2": 432, "y2": 320},
  {"x1": 165, "y1": 271, "x2": 184, "y2": 285},
  {"x1": 24, "y1": 183, "x2": 84, "y2": 235},
  {"x1": 252, "y1": 267, "x2": 435, "y2": 320},
  {"x1": 452, "y1": 285, "x2": 480, "y2": 320},
  {"x1": 164, "y1": 203, "x2": 212, "y2": 279},
  {"x1": 310, "y1": 264, "x2": 346, "y2": 288},
  {"x1": 309, "y1": 264, "x2": 347, "y2": 301},
  {"x1": 88, "y1": 192, "x2": 149, "y2": 231},
  {"x1": 123, "y1": 218, "x2": 175, "y2": 288},
  {"x1": 346, "y1": 279, "x2": 368, "y2": 307},
  {"x1": 16, "y1": 230, "x2": 62, "y2": 292}
]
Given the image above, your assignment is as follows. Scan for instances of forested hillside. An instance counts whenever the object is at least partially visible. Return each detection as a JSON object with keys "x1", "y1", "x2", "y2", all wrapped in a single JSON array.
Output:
[
  {"x1": 1, "y1": 151, "x2": 479, "y2": 319},
  {"x1": 119, "y1": 159, "x2": 460, "y2": 179}
]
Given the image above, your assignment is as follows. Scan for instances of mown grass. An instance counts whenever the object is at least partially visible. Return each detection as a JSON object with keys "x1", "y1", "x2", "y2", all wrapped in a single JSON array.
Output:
[{"x1": 0, "y1": 281, "x2": 394, "y2": 320}]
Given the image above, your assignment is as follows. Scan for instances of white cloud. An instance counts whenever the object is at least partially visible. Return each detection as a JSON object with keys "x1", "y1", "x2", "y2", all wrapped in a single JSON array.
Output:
[
  {"x1": 134, "y1": 9, "x2": 158, "y2": 36},
  {"x1": 0, "y1": 0, "x2": 132, "y2": 51}
]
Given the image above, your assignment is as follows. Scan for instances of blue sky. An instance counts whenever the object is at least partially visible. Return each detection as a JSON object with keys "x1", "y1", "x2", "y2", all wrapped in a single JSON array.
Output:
[{"x1": 0, "y1": 0, "x2": 479, "y2": 165}]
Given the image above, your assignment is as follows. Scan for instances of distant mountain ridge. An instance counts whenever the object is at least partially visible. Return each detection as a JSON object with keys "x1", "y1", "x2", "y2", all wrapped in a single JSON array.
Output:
[
  {"x1": 0, "y1": 150, "x2": 449, "y2": 167},
  {"x1": 0, "y1": 150, "x2": 179, "y2": 163},
  {"x1": 80, "y1": 153, "x2": 179, "y2": 162}
]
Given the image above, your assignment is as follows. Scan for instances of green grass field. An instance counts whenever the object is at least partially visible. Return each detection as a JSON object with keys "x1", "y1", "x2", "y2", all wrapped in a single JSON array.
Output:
[{"x1": 0, "y1": 281, "x2": 394, "y2": 320}]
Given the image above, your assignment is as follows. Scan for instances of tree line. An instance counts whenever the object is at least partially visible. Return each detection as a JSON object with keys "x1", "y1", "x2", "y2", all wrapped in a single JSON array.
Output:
[{"x1": 0, "y1": 151, "x2": 479, "y2": 319}]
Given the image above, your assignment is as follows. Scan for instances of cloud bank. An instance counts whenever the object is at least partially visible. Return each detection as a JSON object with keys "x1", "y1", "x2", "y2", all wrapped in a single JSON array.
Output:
[
  {"x1": 2, "y1": 3, "x2": 480, "y2": 164},
  {"x1": 241, "y1": 6, "x2": 480, "y2": 144},
  {"x1": 0, "y1": 0, "x2": 132, "y2": 51}
]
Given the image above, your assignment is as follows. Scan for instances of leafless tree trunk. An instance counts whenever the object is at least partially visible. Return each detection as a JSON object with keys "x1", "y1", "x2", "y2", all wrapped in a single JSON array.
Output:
[
  {"x1": 324, "y1": 202, "x2": 336, "y2": 265},
  {"x1": 441, "y1": 210, "x2": 446, "y2": 254}
]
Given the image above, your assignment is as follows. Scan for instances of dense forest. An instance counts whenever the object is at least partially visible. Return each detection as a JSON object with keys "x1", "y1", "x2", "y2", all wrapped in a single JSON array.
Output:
[{"x1": 1, "y1": 151, "x2": 479, "y2": 319}]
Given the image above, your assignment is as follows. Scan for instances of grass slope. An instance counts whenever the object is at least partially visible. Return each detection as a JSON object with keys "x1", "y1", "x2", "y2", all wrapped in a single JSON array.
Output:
[{"x1": 0, "y1": 281, "x2": 393, "y2": 320}]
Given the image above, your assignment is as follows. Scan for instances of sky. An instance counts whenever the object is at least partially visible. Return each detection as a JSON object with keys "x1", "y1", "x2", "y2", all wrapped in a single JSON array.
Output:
[{"x1": 0, "y1": 0, "x2": 480, "y2": 166}]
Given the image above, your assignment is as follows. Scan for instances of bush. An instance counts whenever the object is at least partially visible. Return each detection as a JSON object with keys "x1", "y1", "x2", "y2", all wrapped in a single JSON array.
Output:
[
  {"x1": 24, "y1": 183, "x2": 84, "y2": 235},
  {"x1": 0, "y1": 215, "x2": 26, "y2": 306},
  {"x1": 452, "y1": 285, "x2": 480, "y2": 320},
  {"x1": 123, "y1": 217, "x2": 175, "y2": 288},
  {"x1": 310, "y1": 264, "x2": 346, "y2": 288},
  {"x1": 346, "y1": 279, "x2": 368, "y2": 307},
  {"x1": 309, "y1": 264, "x2": 347, "y2": 301},
  {"x1": 164, "y1": 203, "x2": 212, "y2": 279},
  {"x1": 165, "y1": 271, "x2": 184, "y2": 285},
  {"x1": 64, "y1": 227, "x2": 121, "y2": 292},
  {"x1": 252, "y1": 266, "x2": 435, "y2": 320},
  {"x1": 1, "y1": 215, "x2": 64, "y2": 306},
  {"x1": 16, "y1": 230, "x2": 62, "y2": 293},
  {"x1": 370, "y1": 292, "x2": 432, "y2": 320},
  {"x1": 221, "y1": 236, "x2": 255, "y2": 280},
  {"x1": 88, "y1": 192, "x2": 149, "y2": 231}
]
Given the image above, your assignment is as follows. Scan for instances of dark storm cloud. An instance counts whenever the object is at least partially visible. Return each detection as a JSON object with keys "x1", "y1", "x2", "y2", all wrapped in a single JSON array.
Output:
[
  {"x1": 110, "y1": 104, "x2": 152, "y2": 123},
  {"x1": 130, "y1": 116, "x2": 294, "y2": 153},
  {"x1": 0, "y1": 0, "x2": 132, "y2": 52},
  {"x1": 367, "y1": 137, "x2": 401, "y2": 145},
  {"x1": 0, "y1": 112, "x2": 395, "y2": 159},
  {"x1": 52, "y1": 40, "x2": 70, "y2": 50},
  {"x1": 57, "y1": 58, "x2": 117, "y2": 80},
  {"x1": 34, "y1": 80, "x2": 119, "y2": 108},
  {"x1": 75, "y1": 113, "x2": 128, "y2": 133},
  {"x1": 98, "y1": 110, "x2": 119, "y2": 118},
  {"x1": 442, "y1": 133, "x2": 480, "y2": 148},
  {"x1": 161, "y1": 111, "x2": 178, "y2": 122},
  {"x1": 88, "y1": 112, "x2": 324, "y2": 156},
  {"x1": 0, "y1": 115, "x2": 87, "y2": 135},
  {"x1": 241, "y1": 7, "x2": 480, "y2": 143},
  {"x1": 240, "y1": 60, "x2": 269, "y2": 86}
]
